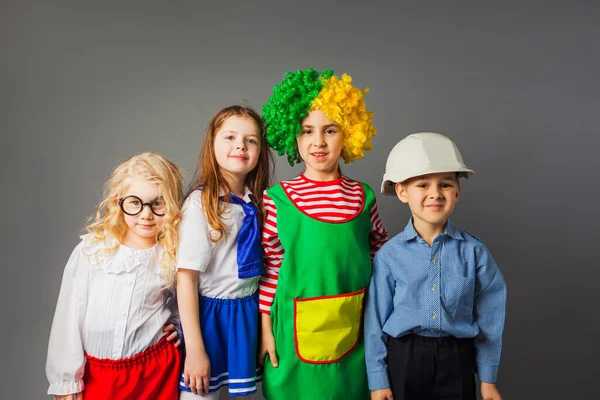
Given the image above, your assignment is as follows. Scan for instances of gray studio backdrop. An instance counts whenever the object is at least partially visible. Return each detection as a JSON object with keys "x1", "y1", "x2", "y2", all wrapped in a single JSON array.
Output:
[{"x1": 2, "y1": 1, "x2": 598, "y2": 399}]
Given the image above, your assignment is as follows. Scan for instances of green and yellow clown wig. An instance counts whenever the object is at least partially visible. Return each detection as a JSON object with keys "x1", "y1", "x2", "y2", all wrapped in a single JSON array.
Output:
[{"x1": 262, "y1": 68, "x2": 376, "y2": 166}]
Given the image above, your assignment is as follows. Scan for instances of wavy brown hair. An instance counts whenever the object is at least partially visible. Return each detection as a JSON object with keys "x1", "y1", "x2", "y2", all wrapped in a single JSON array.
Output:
[
  {"x1": 86, "y1": 152, "x2": 184, "y2": 286},
  {"x1": 188, "y1": 105, "x2": 274, "y2": 242}
]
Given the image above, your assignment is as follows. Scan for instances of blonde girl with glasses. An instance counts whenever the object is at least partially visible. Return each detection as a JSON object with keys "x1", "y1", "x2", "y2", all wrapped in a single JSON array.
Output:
[{"x1": 46, "y1": 152, "x2": 184, "y2": 400}]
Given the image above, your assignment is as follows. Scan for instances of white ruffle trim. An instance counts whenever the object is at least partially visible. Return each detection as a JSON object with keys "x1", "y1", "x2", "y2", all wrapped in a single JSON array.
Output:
[
  {"x1": 47, "y1": 378, "x2": 84, "y2": 395},
  {"x1": 80, "y1": 234, "x2": 158, "y2": 275}
]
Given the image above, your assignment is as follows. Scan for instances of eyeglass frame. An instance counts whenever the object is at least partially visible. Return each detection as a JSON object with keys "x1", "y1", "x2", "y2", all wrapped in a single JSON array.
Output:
[{"x1": 117, "y1": 195, "x2": 166, "y2": 216}]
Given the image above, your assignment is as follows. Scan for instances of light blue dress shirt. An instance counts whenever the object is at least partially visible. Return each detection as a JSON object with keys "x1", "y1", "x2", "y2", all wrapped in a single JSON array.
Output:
[{"x1": 364, "y1": 218, "x2": 506, "y2": 390}]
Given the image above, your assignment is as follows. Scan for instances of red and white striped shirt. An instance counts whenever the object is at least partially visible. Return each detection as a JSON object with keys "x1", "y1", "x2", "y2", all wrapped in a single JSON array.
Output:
[{"x1": 259, "y1": 175, "x2": 388, "y2": 314}]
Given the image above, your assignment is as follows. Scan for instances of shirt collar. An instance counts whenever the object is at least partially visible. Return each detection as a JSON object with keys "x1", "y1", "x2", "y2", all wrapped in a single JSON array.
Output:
[
  {"x1": 397, "y1": 218, "x2": 419, "y2": 241},
  {"x1": 397, "y1": 217, "x2": 464, "y2": 242},
  {"x1": 218, "y1": 187, "x2": 253, "y2": 203},
  {"x1": 444, "y1": 219, "x2": 464, "y2": 241}
]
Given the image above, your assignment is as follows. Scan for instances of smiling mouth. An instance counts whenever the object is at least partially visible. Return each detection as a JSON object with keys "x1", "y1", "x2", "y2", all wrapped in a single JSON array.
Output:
[
  {"x1": 230, "y1": 155, "x2": 247, "y2": 160},
  {"x1": 311, "y1": 152, "x2": 328, "y2": 157}
]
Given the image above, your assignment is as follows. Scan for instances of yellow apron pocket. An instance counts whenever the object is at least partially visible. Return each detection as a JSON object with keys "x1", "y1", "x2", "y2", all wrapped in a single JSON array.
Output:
[{"x1": 294, "y1": 288, "x2": 365, "y2": 364}]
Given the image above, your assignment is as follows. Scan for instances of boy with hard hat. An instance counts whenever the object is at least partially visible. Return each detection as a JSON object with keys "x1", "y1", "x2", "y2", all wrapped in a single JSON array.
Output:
[{"x1": 364, "y1": 132, "x2": 507, "y2": 400}]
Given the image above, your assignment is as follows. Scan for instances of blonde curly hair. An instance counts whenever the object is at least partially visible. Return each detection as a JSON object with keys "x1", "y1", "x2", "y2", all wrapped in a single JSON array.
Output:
[{"x1": 85, "y1": 152, "x2": 184, "y2": 286}]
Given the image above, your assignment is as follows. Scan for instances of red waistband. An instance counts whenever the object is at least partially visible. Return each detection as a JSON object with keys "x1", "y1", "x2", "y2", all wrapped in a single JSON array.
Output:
[{"x1": 84, "y1": 336, "x2": 172, "y2": 369}]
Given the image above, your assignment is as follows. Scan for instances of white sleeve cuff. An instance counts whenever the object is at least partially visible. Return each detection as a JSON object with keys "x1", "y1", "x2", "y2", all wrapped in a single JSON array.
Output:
[{"x1": 47, "y1": 379, "x2": 84, "y2": 395}]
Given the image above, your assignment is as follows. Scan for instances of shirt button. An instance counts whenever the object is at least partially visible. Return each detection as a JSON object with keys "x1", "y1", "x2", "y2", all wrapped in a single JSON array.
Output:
[
  {"x1": 128, "y1": 280, "x2": 134, "y2": 287},
  {"x1": 121, "y1": 311, "x2": 126, "y2": 318},
  {"x1": 432, "y1": 258, "x2": 438, "y2": 263},
  {"x1": 432, "y1": 285, "x2": 436, "y2": 291},
  {"x1": 432, "y1": 313, "x2": 438, "y2": 320}
]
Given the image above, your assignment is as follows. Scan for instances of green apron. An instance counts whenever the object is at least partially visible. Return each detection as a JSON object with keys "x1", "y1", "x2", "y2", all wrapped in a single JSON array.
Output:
[{"x1": 263, "y1": 182, "x2": 374, "y2": 400}]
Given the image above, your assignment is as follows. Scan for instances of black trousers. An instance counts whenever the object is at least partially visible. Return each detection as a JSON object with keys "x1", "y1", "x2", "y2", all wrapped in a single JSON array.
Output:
[{"x1": 388, "y1": 334, "x2": 476, "y2": 400}]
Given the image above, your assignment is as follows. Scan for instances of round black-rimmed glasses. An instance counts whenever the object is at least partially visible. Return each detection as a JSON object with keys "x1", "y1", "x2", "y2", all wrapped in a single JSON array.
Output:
[{"x1": 118, "y1": 195, "x2": 166, "y2": 216}]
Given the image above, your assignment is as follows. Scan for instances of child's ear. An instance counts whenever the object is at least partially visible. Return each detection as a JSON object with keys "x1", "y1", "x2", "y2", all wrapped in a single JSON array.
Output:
[
  {"x1": 395, "y1": 182, "x2": 409, "y2": 204},
  {"x1": 455, "y1": 181, "x2": 461, "y2": 202}
]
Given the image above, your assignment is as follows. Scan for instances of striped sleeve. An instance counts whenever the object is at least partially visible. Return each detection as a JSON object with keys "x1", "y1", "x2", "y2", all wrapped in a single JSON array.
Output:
[
  {"x1": 369, "y1": 200, "x2": 388, "y2": 259},
  {"x1": 258, "y1": 192, "x2": 284, "y2": 314}
]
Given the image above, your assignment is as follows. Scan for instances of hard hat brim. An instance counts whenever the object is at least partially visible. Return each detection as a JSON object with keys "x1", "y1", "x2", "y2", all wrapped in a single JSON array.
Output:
[{"x1": 380, "y1": 166, "x2": 474, "y2": 195}]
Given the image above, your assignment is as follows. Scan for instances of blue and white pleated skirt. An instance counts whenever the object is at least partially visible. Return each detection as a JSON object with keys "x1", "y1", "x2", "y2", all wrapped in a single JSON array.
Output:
[{"x1": 179, "y1": 292, "x2": 262, "y2": 397}]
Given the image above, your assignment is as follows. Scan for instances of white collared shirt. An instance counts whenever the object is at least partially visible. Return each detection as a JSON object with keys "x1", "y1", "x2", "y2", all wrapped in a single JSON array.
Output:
[
  {"x1": 45, "y1": 236, "x2": 178, "y2": 395},
  {"x1": 176, "y1": 189, "x2": 259, "y2": 299}
]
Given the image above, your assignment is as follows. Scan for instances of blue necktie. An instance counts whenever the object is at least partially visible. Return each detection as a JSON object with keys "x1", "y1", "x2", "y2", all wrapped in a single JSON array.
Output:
[{"x1": 227, "y1": 193, "x2": 264, "y2": 279}]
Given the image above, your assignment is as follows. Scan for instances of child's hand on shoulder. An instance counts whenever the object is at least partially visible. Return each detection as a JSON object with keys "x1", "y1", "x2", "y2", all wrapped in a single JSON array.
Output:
[
  {"x1": 183, "y1": 349, "x2": 211, "y2": 395},
  {"x1": 162, "y1": 323, "x2": 181, "y2": 346},
  {"x1": 481, "y1": 382, "x2": 502, "y2": 400},
  {"x1": 371, "y1": 388, "x2": 394, "y2": 400}
]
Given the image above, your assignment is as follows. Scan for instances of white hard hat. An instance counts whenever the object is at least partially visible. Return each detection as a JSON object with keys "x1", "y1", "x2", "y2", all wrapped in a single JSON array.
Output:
[{"x1": 381, "y1": 132, "x2": 474, "y2": 195}]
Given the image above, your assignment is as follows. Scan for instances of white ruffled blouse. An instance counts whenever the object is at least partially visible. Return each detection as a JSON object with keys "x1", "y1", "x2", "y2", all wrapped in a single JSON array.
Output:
[{"x1": 45, "y1": 235, "x2": 179, "y2": 395}]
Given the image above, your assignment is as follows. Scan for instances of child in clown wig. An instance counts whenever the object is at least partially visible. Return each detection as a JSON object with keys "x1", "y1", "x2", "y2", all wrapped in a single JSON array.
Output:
[
  {"x1": 258, "y1": 68, "x2": 388, "y2": 400},
  {"x1": 46, "y1": 152, "x2": 183, "y2": 400}
]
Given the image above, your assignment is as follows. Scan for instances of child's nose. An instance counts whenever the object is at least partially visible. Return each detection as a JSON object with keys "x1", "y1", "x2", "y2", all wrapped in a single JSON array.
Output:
[
  {"x1": 429, "y1": 187, "x2": 442, "y2": 198},
  {"x1": 140, "y1": 205, "x2": 154, "y2": 218},
  {"x1": 313, "y1": 132, "x2": 326, "y2": 147},
  {"x1": 236, "y1": 139, "x2": 247, "y2": 150}
]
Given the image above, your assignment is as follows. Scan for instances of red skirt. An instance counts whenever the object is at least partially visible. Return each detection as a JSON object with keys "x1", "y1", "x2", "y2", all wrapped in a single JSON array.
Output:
[{"x1": 83, "y1": 337, "x2": 181, "y2": 400}]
